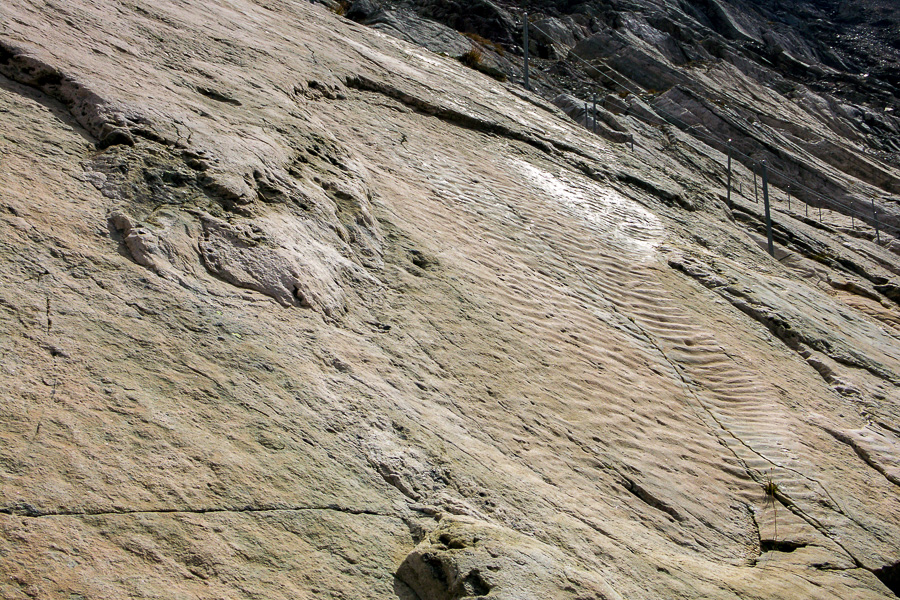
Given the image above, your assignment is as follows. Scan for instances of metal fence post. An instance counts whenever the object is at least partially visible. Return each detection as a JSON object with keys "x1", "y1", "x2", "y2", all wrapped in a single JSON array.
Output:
[
  {"x1": 523, "y1": 13, "x2": 530, "y2": 90},
  {"x1": 818, "y1": 201, "x2": 822, "y2": 222},
  {"x1": 873, "y1": 198, "x2": 881, "y2": 243},
  {"x1": 726, "y1": 140, "x2": 732, "y2": 211},
  {"x1": 592, "y1": 95, "x2": 597, "y2": 134},
  {"x1": 753, "y1": 163, "x2": 759, "y2": 204},
  {"x1": 762, "y1": 161, "x2": 774, "y2": 257}
]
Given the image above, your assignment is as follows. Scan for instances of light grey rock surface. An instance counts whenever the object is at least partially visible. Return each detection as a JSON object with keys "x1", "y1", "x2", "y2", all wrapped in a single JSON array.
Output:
[{"x1": 0, "y1": 0, "x2": 898, "y2": 599}]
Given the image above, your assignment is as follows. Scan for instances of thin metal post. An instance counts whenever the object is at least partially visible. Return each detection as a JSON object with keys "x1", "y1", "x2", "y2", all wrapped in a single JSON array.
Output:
[
  {"x1": 873, "y1": 198, "x2": 881, "y2": 243},
  {"x1": 592, "y1": 95, "x2": 597, "y2": 134},
  {"x1": 762, "y1": 161, "x2": 774, "y2": 257},
  {"x1": 818, "y1": 201, "x2": 822, "y2": 222},
  {"x1": 805, "y1": 198, "x2": 808, "y2": 217},
  {"x1": 523, "y1": 14, "x2": 530, "y2": 91},
  {"x1": 787, "y1": 186, "x2": 790, "y2": 211},
  {"x1": 726, "y1": 140, "x2": 732, "y2": 211},
  {"x1": 753, "y1": 164, "x2": 759, "y2": 204}
]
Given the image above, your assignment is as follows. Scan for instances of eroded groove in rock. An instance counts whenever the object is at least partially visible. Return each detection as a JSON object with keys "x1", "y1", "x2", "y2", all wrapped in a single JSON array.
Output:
[
  {"x1": 0, "y1": 38, "x2": 152, "y2": 147},
  {"x1": 760, "y1": 539, "x2": 809, "y2": 553},
  {"x1": 196, "y1": 85, "x2": 242, "y2": 106},
  {"x1": 813, "y1": 423, "x2": 900, "y2": 489},
  {"x1": 620, "y1": 476, "x2": 685, "y2": 522},
  {"x1": 0, "y1": 503, "x2": 396, "y2": 519},
  {"x1": 345, "y1": 73, "x2": 582, "y2": 156}
]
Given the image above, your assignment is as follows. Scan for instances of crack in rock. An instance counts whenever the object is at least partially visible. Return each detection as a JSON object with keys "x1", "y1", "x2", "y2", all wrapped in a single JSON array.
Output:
[
  {"x1": 345, "y1": 73, "x2": 584, "y2": 157},
  {"x1": 0, "y1": 38, "x2": 156, "y2": 147},
  {"x1": 0, "y1": 502, "x2": 396, "y2": 519},
  {"x1": 811, "y1": 419, "x2": 900, "y2": 489}
]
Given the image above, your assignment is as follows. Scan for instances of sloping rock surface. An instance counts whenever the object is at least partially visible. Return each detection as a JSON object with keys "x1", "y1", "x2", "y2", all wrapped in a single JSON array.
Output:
[
  {"x1": 0, "y1": 1, "x2": 899, "y2": 599},
  {"x1": 351, "y1": 0, "x2": 900, "y2": 230}
]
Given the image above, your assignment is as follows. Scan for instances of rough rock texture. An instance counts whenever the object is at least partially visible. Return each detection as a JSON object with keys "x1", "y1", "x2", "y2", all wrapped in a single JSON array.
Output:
[
  {"x1": 349, "y1": 0, "x2": 900, "y2": 230},
  {"x1": 0, "y1": 1, "x2": 899, "y2": 599}
]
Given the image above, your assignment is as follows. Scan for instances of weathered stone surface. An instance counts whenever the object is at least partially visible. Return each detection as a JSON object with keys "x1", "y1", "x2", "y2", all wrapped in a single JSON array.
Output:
[
  {"x1": 0, "y1": 0, "x2": 899, "y2": 599},
  {"x1": 397, "y1": 516, "x2": 625, "y2": 600},
  {"x1": 350, "y1": 3, "x2": 475, "y2": 57},
  {"x1": 572, "y1": 27, "x2": 692, "y2": 91},
  {"x1": 552, "y1": 93, "x2": 630, "y2": 143},
  {"x1": 394, "y1": 0, "x2": 518, "y2": 46}
]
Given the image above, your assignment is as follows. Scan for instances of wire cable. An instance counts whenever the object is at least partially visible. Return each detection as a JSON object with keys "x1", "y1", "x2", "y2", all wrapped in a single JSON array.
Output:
[{"x1": 520, "y1": 17, "x2": 898, "y2": 236}]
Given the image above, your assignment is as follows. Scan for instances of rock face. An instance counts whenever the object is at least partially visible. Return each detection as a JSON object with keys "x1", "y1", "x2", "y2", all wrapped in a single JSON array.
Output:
[
  {"x1": 346, "y1": 0, "x2": 900, "y2": 229},
  {"x1": 0, "y1": 1, "x2": 899, "y2": 599}
]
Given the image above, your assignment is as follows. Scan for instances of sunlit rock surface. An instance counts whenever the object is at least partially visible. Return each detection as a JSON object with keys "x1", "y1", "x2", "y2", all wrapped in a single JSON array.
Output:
[{"x1": 0, "y1": 1, "x2": 898, "y2": 598}]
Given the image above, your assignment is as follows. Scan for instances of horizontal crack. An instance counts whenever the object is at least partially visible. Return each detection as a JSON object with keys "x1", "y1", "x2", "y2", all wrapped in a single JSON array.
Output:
[{"x1": 0, "y1": 502, "x2": 396, "y2": 519}]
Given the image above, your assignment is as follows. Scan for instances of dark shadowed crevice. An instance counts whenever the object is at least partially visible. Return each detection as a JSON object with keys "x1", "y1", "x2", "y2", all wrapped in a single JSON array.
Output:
[
  {"x1": 196, "y1": 85, "x2": 242, "y2": 106},
  {"x1": 621, "y1": 476, "x2": 685, "y2": 522},
  {"x1": 874, "y1": 562, "x2": 900, "y2": 597},
  {"x1": 760, "y1": 539, "x2": 807, "y2": 553},
  {"x1": 0, "y1": 69, "x2": 96, "y2": 145}
]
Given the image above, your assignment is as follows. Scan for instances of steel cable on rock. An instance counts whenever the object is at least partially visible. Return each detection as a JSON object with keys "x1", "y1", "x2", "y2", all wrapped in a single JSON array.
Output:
[{"x1": 521, "y1": 18, "x2": 898, "y2": 237}]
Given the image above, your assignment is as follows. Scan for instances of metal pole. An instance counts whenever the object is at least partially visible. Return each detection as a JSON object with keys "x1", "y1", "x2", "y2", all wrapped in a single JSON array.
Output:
[
  {"x1": 787, "y1": 186, "x2": 790, "y2": 211},
  {"x1": 523, "y1": 13, "x2": 530, "y2": 91},
  {"x1": 753, "y1": 164, "x2": 759, "y2": 204},
  {"x1": 762, "y1": 161, "x2": 774, "y2": 257},
  {"x1": 585, "y1": 102, "x2": 590, "y2": 130},
  {"x1": 726, "y1": 140, "x2": 732, "y2": 211},
  {"x1": 592, "y1": 95, "x2": 597, "y2": 134},
  {"x1": 818, "y1": 201, "x2": 822, "y2": 222},
  {"x1": 805, "y1": 198, "x2": 808, "y2": 218},
  {"x1": 873, "y1": 198, "x2": 881, "y2": 243}
]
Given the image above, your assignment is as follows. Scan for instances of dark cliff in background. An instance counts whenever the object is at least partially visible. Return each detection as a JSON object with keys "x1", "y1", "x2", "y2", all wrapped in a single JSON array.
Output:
[{"x1": 337, "y1": 0, "x2": 900, "y2": 231}]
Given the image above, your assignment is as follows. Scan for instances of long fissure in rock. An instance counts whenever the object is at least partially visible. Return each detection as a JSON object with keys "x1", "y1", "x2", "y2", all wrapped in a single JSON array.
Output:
[
  {"x1": 817, "y1": 425, "x2": 900, "y2": 490},
  {"x1": 344, "y1": 74, "x2": 582, "y2": 156},
  {"x1": 0, "y1": 503, "x2": 396, "y2": 519}
]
